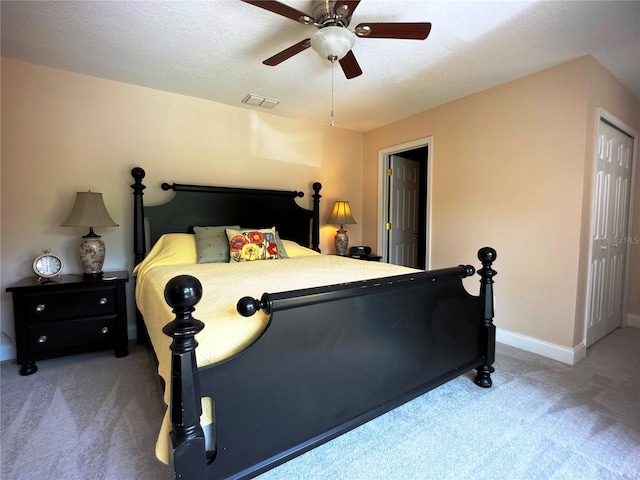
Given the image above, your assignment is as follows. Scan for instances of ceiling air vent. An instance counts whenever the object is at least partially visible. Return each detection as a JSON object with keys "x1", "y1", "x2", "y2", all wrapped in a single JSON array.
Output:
[{"x1": 241, "y1": 94, "x2": 280, "y2": 109}]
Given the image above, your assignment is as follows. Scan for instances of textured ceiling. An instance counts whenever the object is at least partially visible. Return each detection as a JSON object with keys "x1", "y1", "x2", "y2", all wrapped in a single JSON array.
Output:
[{"x1": 2, "y1": 1, "x2": 639, "y2": 132}]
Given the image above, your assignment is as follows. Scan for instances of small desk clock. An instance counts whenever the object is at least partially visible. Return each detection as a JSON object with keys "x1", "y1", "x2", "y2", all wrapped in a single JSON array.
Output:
[{"x1": 33, "y1": 249, "x2": 64, "y2": 282}]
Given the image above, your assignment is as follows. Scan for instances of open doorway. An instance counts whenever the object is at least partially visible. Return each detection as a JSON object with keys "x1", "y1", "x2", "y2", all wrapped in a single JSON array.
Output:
[{"x1": 378, "y1": 137, "x2": 432, "y2": 269}]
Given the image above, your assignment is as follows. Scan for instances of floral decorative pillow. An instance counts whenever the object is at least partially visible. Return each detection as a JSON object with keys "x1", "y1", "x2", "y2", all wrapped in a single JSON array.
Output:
[{"x1": 226, "y1": 227, "x2": 281, "y2": 262}]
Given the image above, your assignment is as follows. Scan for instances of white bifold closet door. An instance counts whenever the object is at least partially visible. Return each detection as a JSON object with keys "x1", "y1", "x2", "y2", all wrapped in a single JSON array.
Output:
[{"x1": 587, "y1": 118, "x2": 635, "y2": 346}]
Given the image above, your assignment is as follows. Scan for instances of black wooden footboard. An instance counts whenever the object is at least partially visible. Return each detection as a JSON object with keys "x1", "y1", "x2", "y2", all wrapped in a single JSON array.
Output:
[{"x1": 162, "y1": 248, "x2": 497, "y2": 480}]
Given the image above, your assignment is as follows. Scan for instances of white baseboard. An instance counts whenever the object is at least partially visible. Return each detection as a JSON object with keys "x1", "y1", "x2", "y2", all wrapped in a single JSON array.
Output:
[
  {"x1": 0, "y1": 325, "x2": 610, "y2": 366},
  {"x1": 626, "y1": 314, "x2": 640, "y2": 328},
  {"x1": 496, "y1": 328, "x2": 585, "y2": 365},
  {"x1": 0, "y1": 343, "x2": 16, "y2": 363}
]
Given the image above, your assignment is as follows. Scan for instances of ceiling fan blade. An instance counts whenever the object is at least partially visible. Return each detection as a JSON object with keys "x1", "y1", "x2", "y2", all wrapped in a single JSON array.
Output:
[
  {"x1": 263, "y1": 39, "x2": 311, "y2": 66},
  {"x1": 339, "y1": 50, "x2": 362, "y2": 79},
  {"x1": 241, "y1": 0, "x2": 314, "y2": 24},
  {"x1": 355, "y1": 22, "x2": 432, "y2": 40}
]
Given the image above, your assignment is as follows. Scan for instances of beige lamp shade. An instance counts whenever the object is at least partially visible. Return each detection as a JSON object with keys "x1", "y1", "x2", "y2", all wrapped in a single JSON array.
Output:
[
  {"x1": 60, "y1": 191, "x2": 118, "y2": 278},
  {"x1": 326, "y1": 201, "x2": 356, "y2": 227},
  {"x1": 60, "y1": 191, "x2": 118, "y2": 228},
  {"x1": 327, "y1": 201, "x2": 356, "y2": 256}
]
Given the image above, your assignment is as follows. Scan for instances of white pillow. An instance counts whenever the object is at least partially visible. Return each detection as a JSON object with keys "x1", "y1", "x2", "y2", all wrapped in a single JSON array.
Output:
[{"x1": 281, "y1": 240, "x2": 320, "y2": 258}]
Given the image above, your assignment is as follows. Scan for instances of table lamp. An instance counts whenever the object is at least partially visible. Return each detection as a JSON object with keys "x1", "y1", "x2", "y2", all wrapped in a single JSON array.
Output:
[
  {"x1": 60, "y1": 191, "x2": 118, "y2": 278},
  {"x1": 326, "y1": 200, "x2": 356, "y2": 256}
]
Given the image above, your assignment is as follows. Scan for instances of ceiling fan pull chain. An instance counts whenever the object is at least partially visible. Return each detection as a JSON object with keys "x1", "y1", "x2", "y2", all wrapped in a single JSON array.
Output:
[{"x1": 330, "y1": 59, "x2": 336, "y2": 127}]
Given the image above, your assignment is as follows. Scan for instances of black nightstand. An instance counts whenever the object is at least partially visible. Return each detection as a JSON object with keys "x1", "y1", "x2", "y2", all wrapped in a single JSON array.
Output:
[
  {"x1": 347, "y1": 254, "x2": 382, "y2": 262},
  {"x1": 6, "y1": 271, "x2": 129, "y2": 375}
]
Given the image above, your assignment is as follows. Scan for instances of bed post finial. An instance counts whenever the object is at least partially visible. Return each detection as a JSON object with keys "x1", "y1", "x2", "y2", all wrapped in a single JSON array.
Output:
[
  {"x1": 237, "y1": 293, "x2": 272, "y2": 317},
  {"x1": 475, "y1": 247, "x2": 497, "y2": 388},
  {"x1": 312, "y1": 182, "x2": 322, "y2": 252},
  {"x1": 163, "y1": 275, "x2": 208, "y2": 478}
]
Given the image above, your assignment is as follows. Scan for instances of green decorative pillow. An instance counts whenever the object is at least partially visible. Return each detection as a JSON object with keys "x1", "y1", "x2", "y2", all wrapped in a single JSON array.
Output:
[
  {"x1": 194, "y1": 225, "x2": 240, "y2": 263},
  {"x1": 226, "y1": 227, "x2": 281, "y2": 262}
]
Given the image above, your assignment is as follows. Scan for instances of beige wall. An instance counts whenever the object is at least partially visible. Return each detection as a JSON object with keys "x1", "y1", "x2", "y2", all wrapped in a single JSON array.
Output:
[
  {"x1": 3, "y1": 56, "x2": 637, "y2": 360},
  {"x1": 579, "y1": 57, "x2": 640, "y2": 331},
  {"x1": 0, "y1": 58, "x2": 364, "y2": 350},
  {"x1": 363, "y1": 56, "x2": 640, "y2": 351}
]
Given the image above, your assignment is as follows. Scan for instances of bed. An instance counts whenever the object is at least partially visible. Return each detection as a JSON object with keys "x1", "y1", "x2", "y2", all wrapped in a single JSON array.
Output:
[{"x1": 130, "y1": 167, "x2": 497, "y2": 480}]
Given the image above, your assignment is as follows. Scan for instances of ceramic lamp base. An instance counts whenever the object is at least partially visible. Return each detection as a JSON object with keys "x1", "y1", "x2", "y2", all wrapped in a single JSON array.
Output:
[
  {"x1": 334, "y1": 228, "x2": 349, "y2": 256},
  {"x1": 80, "y1": 231, "x2": 105, "y2": 278}
]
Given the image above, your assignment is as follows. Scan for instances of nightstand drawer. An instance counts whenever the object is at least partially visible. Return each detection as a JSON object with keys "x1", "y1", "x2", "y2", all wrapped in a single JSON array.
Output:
[
  {"x1": 24, "y1": 287, "x2": 118, "y2": 322},
  {"x1": 28, "y1": 315, "x2": 116, "y2": 354}
]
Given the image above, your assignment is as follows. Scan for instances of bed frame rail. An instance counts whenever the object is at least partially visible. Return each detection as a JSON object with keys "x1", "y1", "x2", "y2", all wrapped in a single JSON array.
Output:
[{"x1": 161, "y1": 248, "x2": 497, "y2": 480}]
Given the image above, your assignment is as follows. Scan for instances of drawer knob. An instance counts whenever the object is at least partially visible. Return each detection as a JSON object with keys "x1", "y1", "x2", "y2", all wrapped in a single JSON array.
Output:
[
  {"x1": 99, "y1": 297, "x2": 108, "y2": 305},
  {"x1": 38, "y1": 335, "x2": 48, "y2": 343},
  {"x1": 35, "y1": 304, "x2": 46, "y2": 312},
  {"x1": 101, "y1": 327, "x2": 109, "y2": 335}
]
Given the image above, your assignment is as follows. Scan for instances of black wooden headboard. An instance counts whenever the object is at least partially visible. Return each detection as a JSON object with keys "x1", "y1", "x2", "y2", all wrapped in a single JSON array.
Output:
[{"x1": 131, "y1": 167, "x2": 322, "y2": 265}]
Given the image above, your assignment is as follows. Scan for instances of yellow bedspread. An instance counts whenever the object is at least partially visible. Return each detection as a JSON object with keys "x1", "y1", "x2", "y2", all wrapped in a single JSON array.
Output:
[{"x1": 136, "y1": 254, "x2": 418, "y2": 463}]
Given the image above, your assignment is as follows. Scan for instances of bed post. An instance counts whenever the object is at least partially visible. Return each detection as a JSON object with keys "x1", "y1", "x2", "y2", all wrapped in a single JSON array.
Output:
[
  {"x1": 475, "y1": 247, "x2": 497, "y2": 388},
  {"x1": 131, "y1": 167, "x2": 149, "y2": 343},
  {"x1": 163, "y1": 275, "x2": 207, "y2": 480},
  {"x1": 312, "y1": 182, "x2": 322, "y2": 252},
  {"x1": 131, "y1": 167, "x2": 147, "y2": 266}
]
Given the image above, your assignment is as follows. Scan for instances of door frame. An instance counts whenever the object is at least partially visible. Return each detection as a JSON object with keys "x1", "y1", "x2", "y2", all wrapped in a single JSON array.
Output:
[
  {"x1": 377, "y1": 136, "x2": 433, "y2": 268},
  {"x1": 584, "y1": 108, "x2": 638, "y2": 346}
]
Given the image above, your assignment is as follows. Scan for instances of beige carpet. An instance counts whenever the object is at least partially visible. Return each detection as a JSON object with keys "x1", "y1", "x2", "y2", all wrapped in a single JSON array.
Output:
[
  {"x1": 1, "y1": 327, "x2": 638, "y2": 480},
  {"x1": 262, "y1": 327, "x2": 640, "y2": 480},
  {"x1": 1, "y1": 345, "x2": 171, "y2": 480}
]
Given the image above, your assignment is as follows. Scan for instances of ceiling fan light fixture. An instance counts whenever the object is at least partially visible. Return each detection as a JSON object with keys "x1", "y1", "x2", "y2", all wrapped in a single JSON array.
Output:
[{"x1": 310, "y1": 26, "x2": 355, "y2": 61}]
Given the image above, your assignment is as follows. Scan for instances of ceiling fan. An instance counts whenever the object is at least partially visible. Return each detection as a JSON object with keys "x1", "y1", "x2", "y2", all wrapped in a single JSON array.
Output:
[{"x1": 241, "y1": 0, "x2": 432, "y2": 79}]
